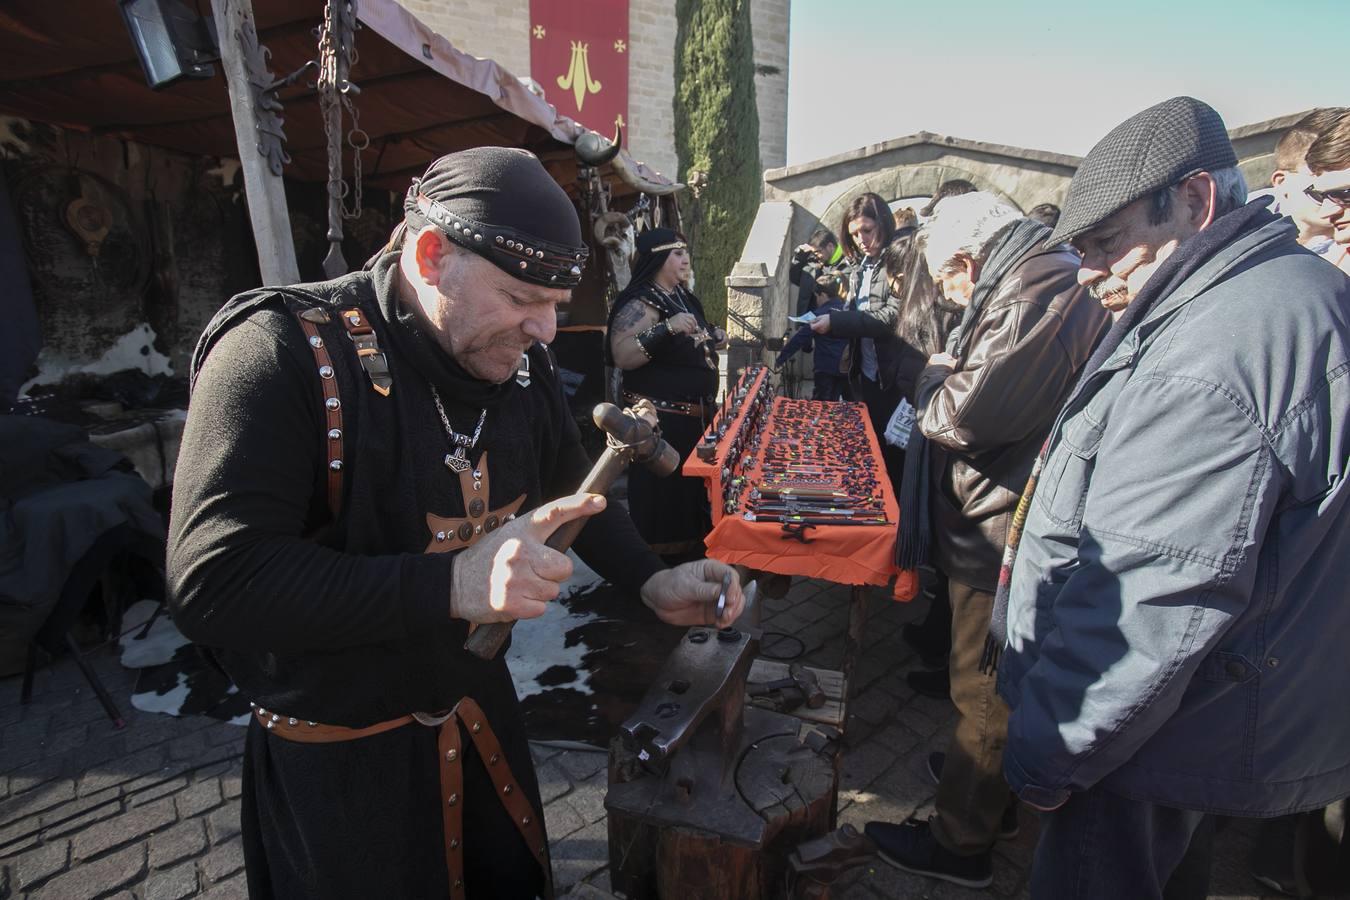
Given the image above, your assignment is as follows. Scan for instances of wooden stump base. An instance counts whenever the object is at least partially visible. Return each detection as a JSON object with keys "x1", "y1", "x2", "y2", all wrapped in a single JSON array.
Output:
[{"x1": 606, "y1": 707, "x2": 838, "y2": 899}]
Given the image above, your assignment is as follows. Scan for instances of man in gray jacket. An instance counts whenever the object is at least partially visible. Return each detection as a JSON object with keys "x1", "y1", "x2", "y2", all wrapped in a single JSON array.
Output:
[{"x1": 997, "y1": 96, "x2": 1350, "y2": 899}]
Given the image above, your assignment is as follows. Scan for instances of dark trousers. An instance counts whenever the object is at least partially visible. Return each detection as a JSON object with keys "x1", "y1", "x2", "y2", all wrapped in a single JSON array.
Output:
[
  {"x1": 812, "y1": 372, "x2": 852, "y2": 402},
  {"x1": 1032, "y1": 787, "x2": 1214, "y2": 900},
  {"x1": 856, "y1": 375, "x2": 904, "y2": 496},
  {"x1": 931, "y1": 579, "x2": 1012, "y2": 855}
]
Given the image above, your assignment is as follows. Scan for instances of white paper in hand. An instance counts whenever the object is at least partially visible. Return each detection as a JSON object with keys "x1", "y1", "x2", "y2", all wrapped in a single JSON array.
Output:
[
  {"x1": 787, "y1": 311, "x2": 818, "y2": 325},
  {"x1": 884, "y1": 398, "x2": 917, "y2": 449}
]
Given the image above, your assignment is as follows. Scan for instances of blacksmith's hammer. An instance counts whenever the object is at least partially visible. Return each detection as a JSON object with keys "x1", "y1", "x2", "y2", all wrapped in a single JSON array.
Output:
[{"x1": 464, "y1": 401, "x2": 680, "y2": 660}]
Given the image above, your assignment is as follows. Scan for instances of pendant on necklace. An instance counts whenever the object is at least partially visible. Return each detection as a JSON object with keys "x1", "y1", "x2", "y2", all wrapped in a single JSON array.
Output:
[{"x1": 444, "y1": 447, "x2": 472, "y2": 473}]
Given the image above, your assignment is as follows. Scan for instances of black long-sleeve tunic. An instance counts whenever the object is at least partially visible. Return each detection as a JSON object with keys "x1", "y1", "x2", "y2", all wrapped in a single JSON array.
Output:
[{"x1": 167, "y1": 255, "x2": 664, "y2": 898}]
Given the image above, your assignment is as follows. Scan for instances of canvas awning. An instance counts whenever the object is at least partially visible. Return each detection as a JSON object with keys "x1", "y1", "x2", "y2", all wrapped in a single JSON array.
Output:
[{"x1": 0, "y1": 0, "x2": 674, "y2": 195}]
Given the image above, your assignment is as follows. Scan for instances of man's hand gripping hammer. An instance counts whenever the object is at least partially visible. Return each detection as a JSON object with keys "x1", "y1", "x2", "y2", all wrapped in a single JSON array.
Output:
[{"x1": 464, "y1": 400, "x2": 679, "y2": 659}]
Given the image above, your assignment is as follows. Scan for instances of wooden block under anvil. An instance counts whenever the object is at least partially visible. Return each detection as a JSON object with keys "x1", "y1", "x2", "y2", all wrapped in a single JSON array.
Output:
[{"x1": 606, "y1": 624, "x2": 841, "y2": 899}]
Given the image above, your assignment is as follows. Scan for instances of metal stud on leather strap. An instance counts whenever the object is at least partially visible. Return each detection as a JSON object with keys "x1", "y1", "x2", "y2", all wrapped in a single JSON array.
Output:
[
  {"x1": 446, "y1": 749, "x2": 457, "y2": 761},
  {"x1": 448, "y1": 793, "x2": 458, "y2": 806}
]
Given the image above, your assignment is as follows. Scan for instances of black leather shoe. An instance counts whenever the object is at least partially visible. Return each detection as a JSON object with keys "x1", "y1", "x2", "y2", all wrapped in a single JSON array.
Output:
[
  {"x1": 864, "y1": 817, "x2": 993, "y2": 889},
  {"x1": 905, "y1": 667, "x2": 950, "y2": 700},
  {"x1": 925, "y1": 752, "x2": 1021, "y2": 840}
]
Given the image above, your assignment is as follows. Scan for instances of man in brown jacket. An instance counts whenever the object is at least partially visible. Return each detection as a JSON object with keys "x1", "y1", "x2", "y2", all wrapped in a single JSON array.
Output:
[{"x1": 866, "y1": 191, "x2": 1108, "y2": 888}]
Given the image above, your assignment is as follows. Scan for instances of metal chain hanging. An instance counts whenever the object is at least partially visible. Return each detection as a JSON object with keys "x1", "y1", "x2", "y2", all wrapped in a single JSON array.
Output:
[{"x1": 316, "y1": 0, "x2": 364, "y2": 277}]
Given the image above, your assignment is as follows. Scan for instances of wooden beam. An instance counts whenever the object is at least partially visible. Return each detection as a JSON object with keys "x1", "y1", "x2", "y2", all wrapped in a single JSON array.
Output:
[
  {"x1": 92, "y1": 66, "x2": 441, "y2": 137},
  {"x1": 211, "y1": 0, "x2": 299, "y2": 286},
  {"x1": 0, "y1": 18, "x2": 319, "y2": 91}
]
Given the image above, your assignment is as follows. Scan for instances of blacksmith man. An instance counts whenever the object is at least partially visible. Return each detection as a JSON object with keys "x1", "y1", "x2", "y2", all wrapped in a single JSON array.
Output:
[{"x1": 167, "y1": 147, "x2": 744, "y2": 899}]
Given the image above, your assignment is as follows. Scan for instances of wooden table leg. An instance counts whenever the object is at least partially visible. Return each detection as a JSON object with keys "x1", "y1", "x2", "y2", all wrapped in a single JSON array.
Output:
[{"x1": 842, "y1": 585, "x2": 868, "y2": 699}]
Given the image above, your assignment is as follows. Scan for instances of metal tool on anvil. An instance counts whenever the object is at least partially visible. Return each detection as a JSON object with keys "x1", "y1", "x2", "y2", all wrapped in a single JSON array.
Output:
[
  {"x1": 464, "y1": 400, "x2": 680, "y2": 660},
  {"x1": 747, "y1": 661, "x2": 825, "y2": 712}
]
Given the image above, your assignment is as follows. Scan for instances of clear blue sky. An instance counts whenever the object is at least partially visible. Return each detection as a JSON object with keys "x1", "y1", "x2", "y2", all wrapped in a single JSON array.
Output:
[{"x1": 785, "y1": 0, "x2": 1350, "y2": 166}]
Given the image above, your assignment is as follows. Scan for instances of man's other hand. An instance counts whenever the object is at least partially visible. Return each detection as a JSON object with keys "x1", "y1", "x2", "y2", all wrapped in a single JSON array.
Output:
[
  {"x1": 449, "y1": 493, "x2": 606, "y2": 624},
  {"x1": 809, "y1": 314, "x2": 832, "y2": 335},
  {"x1": 641, "y1": 559, "x2": 744, "y2": 627}
]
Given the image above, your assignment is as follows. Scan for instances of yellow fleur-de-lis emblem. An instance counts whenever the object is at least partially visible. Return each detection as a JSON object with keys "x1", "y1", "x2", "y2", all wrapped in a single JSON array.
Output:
[{"x1": 557, "y1": 41, "x2": 602, "y2": 112}]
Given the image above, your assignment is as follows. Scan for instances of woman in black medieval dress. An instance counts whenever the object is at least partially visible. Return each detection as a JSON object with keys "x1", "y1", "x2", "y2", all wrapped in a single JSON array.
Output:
[{"x1": 606, "y1": 229, "x2": 724, "y2": 559}]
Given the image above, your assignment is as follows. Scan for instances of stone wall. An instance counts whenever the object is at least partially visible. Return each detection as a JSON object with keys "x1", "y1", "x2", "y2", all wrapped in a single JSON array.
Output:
[
  {"x1": 764, "y1": 134, "x2": 1082, "y2": 230},
  {"x1": 628, "y1": 0, "x2": 679, "y2": 181},
  {"x1": 724, "y1": 200, "x2": 794, "y2": 374},
  {"x1": 395, "y1": 0, "x2": 532, "y2": 75}
]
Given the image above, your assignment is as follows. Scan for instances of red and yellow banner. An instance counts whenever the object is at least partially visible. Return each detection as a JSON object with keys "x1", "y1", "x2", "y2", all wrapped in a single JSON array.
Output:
[{"x1": 528, "y1": 0, "x2": 629, "y2": 144}]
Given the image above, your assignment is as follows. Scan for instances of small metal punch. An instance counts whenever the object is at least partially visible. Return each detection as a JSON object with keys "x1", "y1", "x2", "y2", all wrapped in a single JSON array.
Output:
[{"x1": 715, "y1": 570, "x2": 733, "y2": 621}]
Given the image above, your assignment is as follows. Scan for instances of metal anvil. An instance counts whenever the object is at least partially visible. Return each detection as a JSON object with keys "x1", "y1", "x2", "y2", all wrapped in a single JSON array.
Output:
[
  {"x1": 617, "y1": 621, "x2": 756, "y2": 784},
  {"x1": 606, "y1": 584, "x2": 840, "y2": 898}
]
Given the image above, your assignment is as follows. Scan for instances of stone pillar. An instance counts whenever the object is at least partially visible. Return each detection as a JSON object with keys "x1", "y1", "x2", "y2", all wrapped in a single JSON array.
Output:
[{"x1": 723, "y1": 200, "x2": 796, "y2": 387}]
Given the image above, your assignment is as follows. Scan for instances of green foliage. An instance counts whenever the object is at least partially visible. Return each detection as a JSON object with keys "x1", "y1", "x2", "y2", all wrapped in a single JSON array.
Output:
[{"x1": 674, "y1": 0, "x2": 762, "y2": 327}]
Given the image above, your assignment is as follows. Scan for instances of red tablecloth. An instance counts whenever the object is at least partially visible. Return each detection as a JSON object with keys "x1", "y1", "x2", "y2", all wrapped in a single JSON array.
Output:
[{"x1": 685, "y1": 386, "x2": 918, "y2": 600}]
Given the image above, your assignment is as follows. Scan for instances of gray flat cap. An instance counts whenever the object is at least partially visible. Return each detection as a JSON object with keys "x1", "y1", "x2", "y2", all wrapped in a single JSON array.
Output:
[{"x1": 1048, "y1": 96, "x2": 1237, "y2": 246}]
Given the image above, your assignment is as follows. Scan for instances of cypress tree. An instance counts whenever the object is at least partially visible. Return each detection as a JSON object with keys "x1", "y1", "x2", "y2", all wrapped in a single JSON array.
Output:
[{"x1": 674, "y1": 0, "x2": 761, "y2": 327}]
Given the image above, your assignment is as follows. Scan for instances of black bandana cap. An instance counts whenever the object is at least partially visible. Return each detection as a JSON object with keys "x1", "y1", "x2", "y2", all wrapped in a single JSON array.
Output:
[
  {"x1": 402, "y1": 147, "x2": 590, "y2": 288},
  {"x1": 623, "y1": 227, "x2": 685, "y2": 290}
]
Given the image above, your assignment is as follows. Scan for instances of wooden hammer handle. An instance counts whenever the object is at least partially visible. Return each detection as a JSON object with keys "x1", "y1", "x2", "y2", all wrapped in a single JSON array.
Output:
[{"x1": 463, "y1": 445, "x2": 629, "y2": 659}]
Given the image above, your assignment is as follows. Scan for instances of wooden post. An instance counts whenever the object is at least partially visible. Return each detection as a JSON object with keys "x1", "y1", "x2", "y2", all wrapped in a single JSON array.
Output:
[
  {"x1": 842, "y1": 585, "x2": 868, "y2": 699},
  {"x1": 211, "y1": 0, "x2": 300, "y2": 286}
]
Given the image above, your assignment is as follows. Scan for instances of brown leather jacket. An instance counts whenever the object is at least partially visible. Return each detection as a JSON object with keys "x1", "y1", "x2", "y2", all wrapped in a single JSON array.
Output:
[{"x1": 917, "y1": 246, "x2": 1108, "y2": 591}]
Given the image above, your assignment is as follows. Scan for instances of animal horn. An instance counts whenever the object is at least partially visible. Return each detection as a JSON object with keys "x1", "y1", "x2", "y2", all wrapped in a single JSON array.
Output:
[
  {"x1": 611, "y1": 153, "x2": 683, "y2": 196},
  {"x1": 574, "y1": 125, "x2": 622, "y2": 167}
]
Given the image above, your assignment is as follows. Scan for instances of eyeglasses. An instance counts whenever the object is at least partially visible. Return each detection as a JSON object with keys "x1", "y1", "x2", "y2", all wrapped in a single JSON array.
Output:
[{"x1": 1303, "y1": 184, "x2": 1350, "y2": 207}]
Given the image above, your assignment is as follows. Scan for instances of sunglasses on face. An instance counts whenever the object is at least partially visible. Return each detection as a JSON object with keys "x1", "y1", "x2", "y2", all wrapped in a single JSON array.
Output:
[{"x1": 1303, "y1": 184, "x2": 1350, "y2": 207}]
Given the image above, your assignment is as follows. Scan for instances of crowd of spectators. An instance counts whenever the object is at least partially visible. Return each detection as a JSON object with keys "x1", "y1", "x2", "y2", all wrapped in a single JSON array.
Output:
[{"x1": 780, "y1": 99, "x2": 1350, "y2": 898}]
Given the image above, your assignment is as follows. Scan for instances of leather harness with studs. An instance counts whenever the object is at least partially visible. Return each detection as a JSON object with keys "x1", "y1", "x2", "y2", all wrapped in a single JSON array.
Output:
[{"x1": 267, "y1": 303, "x2": 552, "y2": 899}]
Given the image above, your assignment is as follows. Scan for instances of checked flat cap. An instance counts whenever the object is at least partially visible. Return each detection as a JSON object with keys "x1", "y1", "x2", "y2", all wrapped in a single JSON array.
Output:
[{"x1": 1048, "y1": 96, "x2": 1238, "y2": 246}]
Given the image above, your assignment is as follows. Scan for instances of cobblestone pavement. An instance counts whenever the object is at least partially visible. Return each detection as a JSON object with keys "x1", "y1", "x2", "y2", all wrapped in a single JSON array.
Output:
[{"x1": 0, "y1": 579, "x2": 1281, "y2": 899}]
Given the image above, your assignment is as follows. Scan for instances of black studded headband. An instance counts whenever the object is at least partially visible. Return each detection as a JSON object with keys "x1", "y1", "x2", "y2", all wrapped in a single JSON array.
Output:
[{"x1": 414, "y1": 195, "x2": 590, "y2": 288}]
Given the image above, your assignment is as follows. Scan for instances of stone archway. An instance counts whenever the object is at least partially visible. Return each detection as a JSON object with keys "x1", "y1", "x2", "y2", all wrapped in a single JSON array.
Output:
[{"x1": 816, "y1": 163, "x2": 1023, "y2": 235}]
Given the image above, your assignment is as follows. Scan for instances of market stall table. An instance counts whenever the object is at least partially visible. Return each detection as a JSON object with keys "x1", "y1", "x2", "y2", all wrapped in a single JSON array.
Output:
[{"x1": 685, "y1": 367, "x2": 918, "y2": 699}]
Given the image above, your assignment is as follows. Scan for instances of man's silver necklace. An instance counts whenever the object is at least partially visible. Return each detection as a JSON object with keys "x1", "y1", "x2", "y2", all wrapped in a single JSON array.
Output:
[{"x1": 429, "y1": 385, "x2": 487, "y2": 474}]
